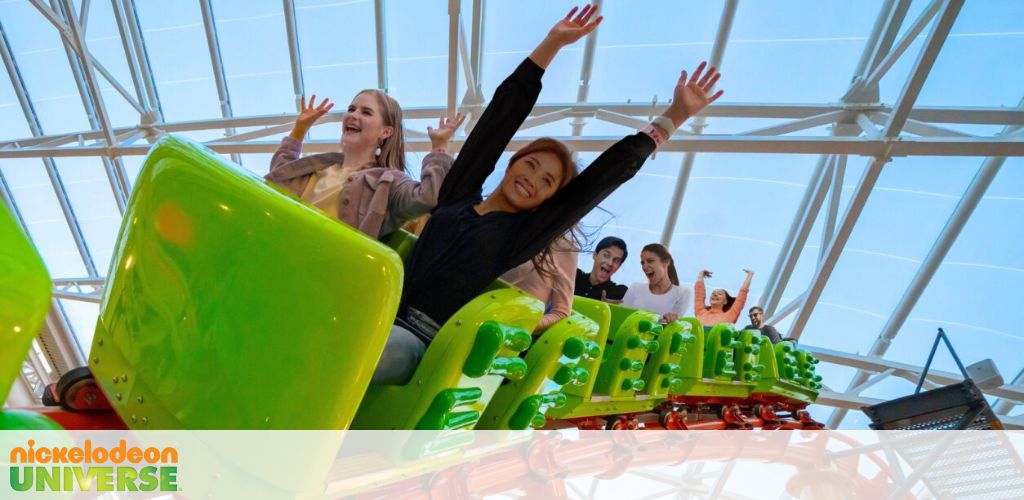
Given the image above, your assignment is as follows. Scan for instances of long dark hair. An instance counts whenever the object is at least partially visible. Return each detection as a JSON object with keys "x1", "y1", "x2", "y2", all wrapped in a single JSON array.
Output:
[
  {"x1": 641, "y1": 243, "x2": 679, "y2": 286},
  {"x1": 509, "y1": 138, "x2": 582, "y2": 281}
]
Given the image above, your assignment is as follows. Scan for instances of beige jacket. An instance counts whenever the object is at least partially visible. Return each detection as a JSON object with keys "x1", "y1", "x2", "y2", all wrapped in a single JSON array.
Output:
[{"x1": 265, "y1": 136, "x2": 454, "y2": 238}]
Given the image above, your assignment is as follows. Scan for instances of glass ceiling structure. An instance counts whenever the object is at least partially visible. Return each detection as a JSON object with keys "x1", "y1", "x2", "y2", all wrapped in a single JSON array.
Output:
[{"x1": 1, "y1": 0, "x2": 1022, "y2": 429}]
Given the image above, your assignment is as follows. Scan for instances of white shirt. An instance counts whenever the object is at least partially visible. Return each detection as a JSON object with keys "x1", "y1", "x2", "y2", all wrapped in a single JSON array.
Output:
[{"x1": 622, "y1": 282, "x2": 692, "y2": 317}]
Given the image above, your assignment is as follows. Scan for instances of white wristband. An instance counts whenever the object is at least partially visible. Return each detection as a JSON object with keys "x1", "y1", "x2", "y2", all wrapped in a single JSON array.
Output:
[{"x1": 651, "y1": 115, "x2": 677, "y2": 137}]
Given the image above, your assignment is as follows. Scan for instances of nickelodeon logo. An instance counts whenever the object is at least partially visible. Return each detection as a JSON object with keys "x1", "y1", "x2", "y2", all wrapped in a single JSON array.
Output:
[{"x1": 8, "y1": 439, "x2": 178, "y2": 492}]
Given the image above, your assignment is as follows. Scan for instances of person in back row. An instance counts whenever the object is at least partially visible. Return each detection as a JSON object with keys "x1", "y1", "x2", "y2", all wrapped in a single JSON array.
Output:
[
  {"x1": 743, "y1": 306, "x2": 782, "y2": 344},
  {"x1": 694, "y1": 268, "x2": 754, "y2": 327},
  {"x1": 622, "y1": 243, "x2": 691, "y2": 323},
  {"x1": 370, "y1": 4, "x2": 725, "y2": 384},
  {"x1": 574, "y1": 236, "x2": 628, "y2": 302},
  {"x1": 501, "y1": 234, "x2": 579, "y2": 332},
  {"x1": 266, "y1": 89, "x2": 463, "y2": 239}
]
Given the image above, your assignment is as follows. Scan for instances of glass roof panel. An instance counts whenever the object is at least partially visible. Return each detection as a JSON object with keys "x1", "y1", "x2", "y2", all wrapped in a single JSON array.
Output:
[
  {"x1": 213, "y1": 0, "x2": 295, "y2": 116},
  {"x1": 0, "y1": 1, "x2": 91, "y2": 134},
  {"x1": 384, "y1": 0, "x2": 459, "y2": 107},
  {"x1": 52, "y1": 157, "x2": 123, "y2": 274},
  {"x1": 480, "y1": 0, "x2": 584, "y2": 104},
  {"x1": 0, "y1": 159, "x2": 88, "y2": 278},
  {"x1": 79, "y1": 0, "x2": 142, "y2": 128},
  {"x1": 134, "y1": 0, "x2": 221, "y2": 122},
  {"x1": 294, "y1": 0, "x2": 378, "y2": 113},
  {"x1": 885, "y1": 0, "x2": 1024, "y2": 108},
  {"x1": 0, "y1": 65, "x2": 33, "y2": 140},
  {"x1": 721, "y1": 0, "x2": 883, "y2": 103},
  {"x1": 587, "y1": 1, "x2": 721, "y2": 103}
]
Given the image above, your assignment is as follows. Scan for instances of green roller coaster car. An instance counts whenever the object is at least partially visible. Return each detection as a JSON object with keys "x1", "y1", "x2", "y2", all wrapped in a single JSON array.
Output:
[{"x1": 1, "y1": 135, "x2": 821, "y2": 430}]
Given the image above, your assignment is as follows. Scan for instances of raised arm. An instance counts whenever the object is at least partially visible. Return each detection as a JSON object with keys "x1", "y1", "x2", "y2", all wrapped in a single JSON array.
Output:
[
  {"x1": 269, "y1": 95, "x2": 333, "y2": 173},
  {"x1": 436, "y1": 5, "x2": 603, "y2": 206},
  {"x1": 512, "y1": 62, "x2": 723, "y2": 261},
  {"x1": 388, "y1": 114, "x2": 465, "y2": 220},
  {"x1": 741, "y1": 268, "x2": 755, "y2": 290}
]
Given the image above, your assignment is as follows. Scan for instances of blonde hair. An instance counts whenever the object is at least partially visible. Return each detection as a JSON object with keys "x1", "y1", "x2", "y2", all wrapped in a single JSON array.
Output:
[{"x1": 356, "y1": 89, "x2": 406, "y2": 171}]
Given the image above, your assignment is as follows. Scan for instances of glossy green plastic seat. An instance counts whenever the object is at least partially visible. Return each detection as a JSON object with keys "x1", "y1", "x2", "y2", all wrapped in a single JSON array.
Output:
[
  {"x1": 0, "y1": 202, "x2": 62, "y2": 430},
  {"x1": 735, "y1": 330, "x2": 767, "y2": 383},
  {"x1": 351, "y1": 287, "x2": 543, "y2": 430},
  {"x1": 479, "y1": 310, "x2": 601, "y2": 429},
  {"x1": 641, "y1": 318, "x2": 698, "y2": 398},
  {"x1": 546, "y1": 297, "x2": 611, "y2": 419},
  {"x1": 90, "y1": 135, "x2": 404, "y2": 429},
  {"x1": 752, "y1": 341, "x2": 819, "y2": 404}
]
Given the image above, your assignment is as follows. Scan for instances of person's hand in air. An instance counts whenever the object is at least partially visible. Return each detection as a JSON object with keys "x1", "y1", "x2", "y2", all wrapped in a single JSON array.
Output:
[
  {"x1": 530, "y1": 4, "x2": 603, "y2": 69},
  {"x1": 547, "y1": 4, "x2": 603, "y2": 47},
  {"x1": 290, "y1": 95, "x2": 334, "y2": 141},
  {"x1": 662, "y1": 62, "x2": 724, "y2": 129},
  {"x1": 427, "y1": 113, "x2": 466, "y2": 151}
]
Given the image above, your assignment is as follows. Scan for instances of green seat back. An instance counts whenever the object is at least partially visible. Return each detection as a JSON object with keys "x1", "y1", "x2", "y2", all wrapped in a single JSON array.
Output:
[
  {"x1": 479, "y1": 311, "x2": 601, "y2": 429},
  {"x1": 351, "y1": 288, "x2": 543, "y2": 430},
  {"x1": 90, "y1": 135, "x2": 404, "y2": 429},
  {"x1": 591, "y1": 305, "x2": 661, "y2": 399}
]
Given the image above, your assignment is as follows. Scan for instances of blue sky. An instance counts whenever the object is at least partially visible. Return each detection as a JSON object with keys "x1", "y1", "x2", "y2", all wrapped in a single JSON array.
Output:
[{"x1": 1, "y1": 0, "x2": 1022, "y2": 427}]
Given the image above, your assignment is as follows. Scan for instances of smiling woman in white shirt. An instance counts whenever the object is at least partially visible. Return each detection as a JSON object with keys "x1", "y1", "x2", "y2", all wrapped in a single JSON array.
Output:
[{"x1": 622, "y1": 243, "x2": 692, "y2": 323}]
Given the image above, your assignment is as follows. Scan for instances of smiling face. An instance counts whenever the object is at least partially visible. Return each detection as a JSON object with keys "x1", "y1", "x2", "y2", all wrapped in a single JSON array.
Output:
[
  {"x1": 590, "y1": 246, "x2": 625, "y2": 284},
  {"x1": 640, "y1": 251, "x2": 670, "y2": 285},
  {"x1": 710, "y1": 288, "x2": 728, "y2": 308},
  {"x1": 749, "y1": 308, "x2": 764, "y2": 328},
  {"x1": 497, "y1": 151, "x2": 566, "y2": 211},
  {"x1": 341, "y1": 92, "x2": 393, "y2": 152}
]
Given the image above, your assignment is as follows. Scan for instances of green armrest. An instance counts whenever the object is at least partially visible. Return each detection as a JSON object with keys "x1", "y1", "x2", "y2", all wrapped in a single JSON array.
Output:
[
  {"x1": 641, "y1": 318, "x2": 697, "y2": 398},
  {"x1": 90, "y1": 135, "x2": 404, "y2": 429},
  {"x1": 479, "y1": 311, "x2": 600, "y2": 429},
  {"x1": 591, "y1": 305, "x2": 661, "y2": 399},
  {"x1": 351, "y1": 287, "x2": 543, "y2": 430}
]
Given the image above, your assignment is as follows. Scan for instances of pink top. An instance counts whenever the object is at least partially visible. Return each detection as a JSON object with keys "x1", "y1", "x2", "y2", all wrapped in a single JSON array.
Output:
[
  {"x1": 693, "y1": 281, "x2": 749, "y2": 327},
  {"x1": 501, "y1": 236, "x2": 578, "y2": 331}
]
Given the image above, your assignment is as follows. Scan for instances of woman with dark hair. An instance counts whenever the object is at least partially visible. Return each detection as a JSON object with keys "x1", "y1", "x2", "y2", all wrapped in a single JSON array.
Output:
[
  {"x1": 266, "y1": 89, "x2": 464, "y2": 239},
  {"x1": 623, "y1": 243, "x2": 691, "y2": 323},
  {"x1": 694, "y1": 268, "x2": 754, "y2": 327},
  {"x1": 371, "y1": 4, "x2": 725, "y2": 384}
]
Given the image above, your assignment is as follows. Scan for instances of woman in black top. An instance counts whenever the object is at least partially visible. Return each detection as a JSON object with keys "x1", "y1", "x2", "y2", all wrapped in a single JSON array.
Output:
[{"x1": 371, "y1": 4, "x2": 724, "y2": 384}]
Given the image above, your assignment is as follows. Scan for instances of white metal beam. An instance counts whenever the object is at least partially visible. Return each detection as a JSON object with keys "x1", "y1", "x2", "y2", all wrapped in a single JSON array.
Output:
[
  {"x1": 788, "y1": 0, "x2": 965, "y2": 341},
  {"x1": 570, "y1": 0, "x2": 600, "y2": 137},
  {"x1": 199, "y1": 0, "x2": 241, "y2": 164},
  {"x1": 121, "y1": 0, "x2": 163, "y2": 121},
  {"x1": 447, "y1": 0, "x2": 460, "y2": 116},
  {"x1": 374, "y1": 0, "x2": 388, "y2": 92},
  {"x1": 2, "y1": 103, "x2": 1021, "y2": 152},
  {"x1": 282, "y1": 0, "x2": 304, "y2": 111},
  {"x1": 660, "y1": 0, "x2": 737, "y2": 247},
  {"x1": 2, "y1": 134, "x2": 1022, "y2": 159},
  {"x1": 804, "y1": 344, "x2": 1024, "y2": 403}
]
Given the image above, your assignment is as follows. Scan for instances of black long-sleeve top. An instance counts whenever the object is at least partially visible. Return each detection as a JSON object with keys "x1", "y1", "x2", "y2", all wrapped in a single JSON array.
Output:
[{"x1": 399, "y1": 58, "x2": 657, "y2": 330}]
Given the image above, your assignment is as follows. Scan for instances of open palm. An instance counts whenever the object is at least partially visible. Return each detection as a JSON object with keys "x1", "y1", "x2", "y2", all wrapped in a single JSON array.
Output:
[
  {"x1": 673, "y1": 62, "x2": 723, "y2": 118},
  {"x1": 547, "y1": 4, "x2": 603, "y2": 46}
]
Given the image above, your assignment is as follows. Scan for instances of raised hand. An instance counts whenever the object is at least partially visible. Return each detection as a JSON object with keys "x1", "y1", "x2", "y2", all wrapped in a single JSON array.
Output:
[
  {"x1": 547, "y1": 4, "x2": 603, "y2": 47},
  {"x1": 742, "y1": 268, "x2": 754, "y2": 276},
  {"x1": 291, "y1": 95, "x2": 334, "y2": 140},
  {"x1": 427, "y1": 112, "x2": 466, "y2": 149},
  {"x1": 664, "y1": 62, "x2": 724, "y2": 128}
]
